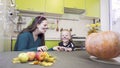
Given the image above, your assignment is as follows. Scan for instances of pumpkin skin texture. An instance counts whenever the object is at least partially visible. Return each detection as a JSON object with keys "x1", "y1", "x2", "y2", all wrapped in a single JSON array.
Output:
[{"x1": 85, "y1": 31, "x2": 120, "y2": 59}]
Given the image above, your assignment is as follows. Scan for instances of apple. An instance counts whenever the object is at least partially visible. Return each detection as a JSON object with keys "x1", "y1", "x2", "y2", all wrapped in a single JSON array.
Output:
[
  {"x1": 18, "y1": 53, "x2": 29, "y2": 63},
  {"x1": 27, "y1": 52, "x2": 36, "y2": 61},
  {"x1": 36, "y1": 52, "x2": 46, "y2": 61}
]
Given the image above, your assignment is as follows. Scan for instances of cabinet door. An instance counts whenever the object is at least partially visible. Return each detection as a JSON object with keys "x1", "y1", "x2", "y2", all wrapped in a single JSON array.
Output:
[
  {"x1": 45, "y1": 0, "x2": 64, "y2": 14},
  {"x1": 85, "y1": 0, "x2": 100, "y2": 17},
  {"x1": 64, "y1": 0, "x2": 76, "y2": 8},
  {"x1": 75, "y1": 0, "x2": 85, "y2": 9},
  {"x1": 15, "y1": 0, "x2": 45, "y2": 12},
  {"x1": 31, "y1": 0, "x2": 45, "y2": 12},
  {"x1": 45, "y1": 40, "x2": 59, "y2": 49},
  {"x1": 15, "y1": 0, "x2": 31, "y2": 11},
  {"x1": 64, "y1": 0, "x2": 85, "y2": 9}
]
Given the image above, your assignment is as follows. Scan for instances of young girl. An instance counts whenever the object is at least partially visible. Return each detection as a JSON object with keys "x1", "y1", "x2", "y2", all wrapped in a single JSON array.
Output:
[{"x1": 53, "y1": 28, "x2": 75, "y2": 51}]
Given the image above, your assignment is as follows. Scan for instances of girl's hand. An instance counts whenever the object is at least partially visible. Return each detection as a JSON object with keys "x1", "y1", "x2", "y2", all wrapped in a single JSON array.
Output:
[
  {"x1": 37, "y1": 46, "x2": 48, "y2": 52},
  {"x1": 53, "y1": 46, "x2": 61, "y2": 51},
  {"x1": 59, "y1": 47, "x2": 66, "y2": 51},
  {"x1": 65, "y1": 48, "x2": 72, "y2": 52}
]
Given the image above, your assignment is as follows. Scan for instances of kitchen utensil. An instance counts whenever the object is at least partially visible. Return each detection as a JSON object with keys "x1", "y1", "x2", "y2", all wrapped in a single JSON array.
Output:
[{"x1": 56, "y1": 19, "x2": 59, "y2": 31}]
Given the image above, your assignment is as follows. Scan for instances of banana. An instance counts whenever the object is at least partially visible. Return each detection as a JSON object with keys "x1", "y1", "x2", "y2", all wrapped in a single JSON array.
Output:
[
  {"x1": 40, "y1": 61, "x2": 48, "y2": 66},
  {"x1": 46, "y1": 57, "x2": 55, "y2": 62},
  {"x1": 12, "y1": 57, "x2": 20, "y2": 63},
  {"x1": 29, "y1": 61, "x2": 41, "y2": 65},
  {"x1": 12, "y1": 60, "x2": 20, "y2": 63},
  {"x1": 40, "y1": 61, "x2": 53, "y2": 67},
  {"x1": 46, "y1": 62, "x2": 53, "y2": 66},
  {"x1": 13, "y1": 57, "x2": 20, "y2": 61}
]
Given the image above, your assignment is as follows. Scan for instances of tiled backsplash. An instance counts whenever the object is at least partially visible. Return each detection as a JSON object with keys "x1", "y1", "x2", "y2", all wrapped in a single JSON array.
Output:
[{"x1": 11, "y1": 14, "x2": 93, "y2": 38}]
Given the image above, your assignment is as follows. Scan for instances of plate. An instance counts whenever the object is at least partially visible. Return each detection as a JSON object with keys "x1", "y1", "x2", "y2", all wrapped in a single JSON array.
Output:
[{"x1": 90, "y1": 56, "x2": 120, "y2": 65}]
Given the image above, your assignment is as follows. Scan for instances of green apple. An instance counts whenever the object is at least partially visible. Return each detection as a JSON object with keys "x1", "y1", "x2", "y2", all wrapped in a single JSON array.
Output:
[{"x1": 18, "y1": 53, "x2": 29, "y2": 63}]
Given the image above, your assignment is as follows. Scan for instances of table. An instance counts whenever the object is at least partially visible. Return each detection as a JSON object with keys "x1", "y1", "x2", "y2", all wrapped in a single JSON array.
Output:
[{"x1": 0, "y1": 51, "x2": 120, "y2": 68}]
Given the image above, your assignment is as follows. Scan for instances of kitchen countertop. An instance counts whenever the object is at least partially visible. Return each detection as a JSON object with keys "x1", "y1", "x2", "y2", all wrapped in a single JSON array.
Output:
[
  {"x1": 0, "y1": 51, "x2": 120, "y2": 68},
  {"x1": 11, "y1": 36, "x2": 86, "y2": 41}
]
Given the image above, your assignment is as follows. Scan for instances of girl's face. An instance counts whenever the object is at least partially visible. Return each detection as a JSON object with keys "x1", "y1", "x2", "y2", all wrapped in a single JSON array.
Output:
[
  {"x1": 61, "y1": 31, "x2": 71, "y2": 43},
  {"x1": 37, "y1": 20, "x2": 48, "y2": 34}
]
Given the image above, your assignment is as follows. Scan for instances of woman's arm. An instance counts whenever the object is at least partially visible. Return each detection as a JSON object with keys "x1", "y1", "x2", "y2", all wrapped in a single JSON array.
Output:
[
  {"x1": 14, "y1": 34, "x2": 30, "y2": 51},
  {"x1": 14, "y1": 33, "x2": 39, "y2": 51}
]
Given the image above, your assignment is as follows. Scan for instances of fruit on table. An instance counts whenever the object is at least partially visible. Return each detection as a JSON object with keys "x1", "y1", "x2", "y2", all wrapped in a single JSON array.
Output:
[
  {"x1": 44, "y1": 52, "x2": 50, "y2": 59},
  {"x1": 12, "y1": 52, "x2": 56, "y2": 67},
  {"x1": 45, "y1": 56, "x2": 56, "y2": 62},
  {"x1": 29, "y1": 61, "x2": 41, "y2": 65},
  {"x1": 85, "y1": 31, "x2": 120, "y2": 59},
  {"x1": 13, "y1": 57, "x2": 20, "y2": 61},
  {"x1": 36, "y1": 52, "x2": 46, "y2": 61},
  {"x1": 27, "y1": 52, "x2": 36, "y2": 61},
  {"x1": 40, "y1": 61, "x2": 53, "y2": 67},
  {"x1": 12, "y1": 57, "x2": 20, "y2": 63},
  {"x1": 18, "y1": 53, "x2": 29, "y2": 63}
]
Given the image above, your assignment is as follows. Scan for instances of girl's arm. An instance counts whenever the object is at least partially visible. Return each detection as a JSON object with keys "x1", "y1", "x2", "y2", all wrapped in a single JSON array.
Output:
[{"x1": 53, "y1": 46, "x2": 60, "y2": 51}]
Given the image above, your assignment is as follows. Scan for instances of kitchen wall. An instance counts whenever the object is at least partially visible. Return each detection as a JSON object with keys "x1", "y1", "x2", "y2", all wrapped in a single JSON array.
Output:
[
  {"x1": 11, "y1": 13, "x2": 93, "y2": 40},
  {"x1": 45, "y1": 14, "x2": 93, "y2": 40},
  {"x1": 0, "y1": 0, "x2": 17, "y2": 52},
  {"x1": 0, "y1": 0, "x2": 6, "y2": 52}
]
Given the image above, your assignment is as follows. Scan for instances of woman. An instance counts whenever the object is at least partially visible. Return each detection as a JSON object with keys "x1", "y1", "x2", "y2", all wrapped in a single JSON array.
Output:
[{"x1": 14, "y1": 16, "x2": 48, "y2": 51}]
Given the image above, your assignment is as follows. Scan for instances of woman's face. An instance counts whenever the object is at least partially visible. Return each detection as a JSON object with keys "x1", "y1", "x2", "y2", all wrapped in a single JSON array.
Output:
[
  {"x1": 61, "y1": 31, "x2": 71, "y2": 43},
  {"x1": 37, "y1": 20, "x2": 48, "y2": 34}
]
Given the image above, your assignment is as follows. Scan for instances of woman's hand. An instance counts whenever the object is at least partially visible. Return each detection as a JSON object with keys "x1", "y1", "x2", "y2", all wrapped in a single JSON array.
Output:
[{"x1": 37, "y1": 46, "x2": 48, "y2": 52}]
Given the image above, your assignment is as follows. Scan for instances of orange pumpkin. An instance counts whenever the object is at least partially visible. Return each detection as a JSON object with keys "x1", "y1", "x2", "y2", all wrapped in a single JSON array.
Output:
[{"x1": 85, "y1": 31, "x2": 120, "y2": 59}]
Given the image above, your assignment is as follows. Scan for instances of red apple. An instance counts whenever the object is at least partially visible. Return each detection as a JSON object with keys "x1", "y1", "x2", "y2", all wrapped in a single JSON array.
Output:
[
  {"x1": 35, "y1": 52, "x2": 46, "y2": 61},
  {"x1": 27, "y1": 52, "x2": 36, "y2": 61}
]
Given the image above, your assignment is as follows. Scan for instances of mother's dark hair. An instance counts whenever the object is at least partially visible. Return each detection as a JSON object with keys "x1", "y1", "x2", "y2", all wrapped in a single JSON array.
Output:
[{"x1": 20, "y1": 16, "x2": 47, "y2": 33}]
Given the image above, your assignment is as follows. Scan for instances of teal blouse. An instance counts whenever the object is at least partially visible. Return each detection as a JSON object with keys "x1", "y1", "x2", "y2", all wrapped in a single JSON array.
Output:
[{"x1": 14, "y1": 32, "x2": 43, "y2": 51}]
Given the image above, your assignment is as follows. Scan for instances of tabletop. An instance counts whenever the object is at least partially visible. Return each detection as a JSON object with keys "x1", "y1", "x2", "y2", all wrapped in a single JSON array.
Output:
[{"x1": 0, "y1": 51, "x2": 120, "y2": 68}]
